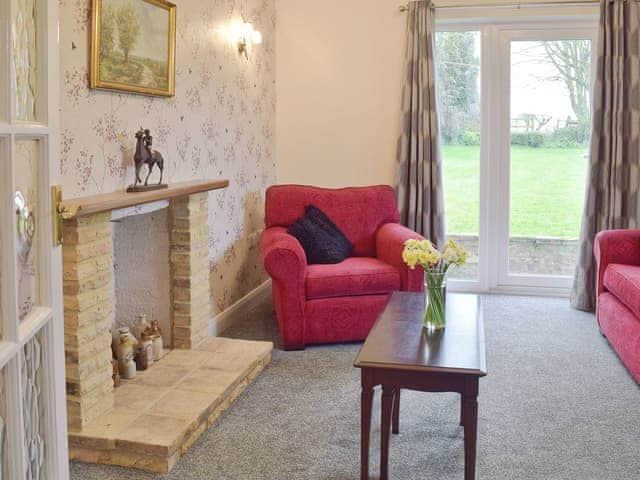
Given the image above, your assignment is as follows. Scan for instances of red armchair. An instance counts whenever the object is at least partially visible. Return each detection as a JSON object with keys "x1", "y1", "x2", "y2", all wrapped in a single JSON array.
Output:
[
  {"x1": 595, "y1": 229, "x2": 640, "y2": 383},
  {"x1": 261, "y1": 185, "x2": 424, "y2": 349}
]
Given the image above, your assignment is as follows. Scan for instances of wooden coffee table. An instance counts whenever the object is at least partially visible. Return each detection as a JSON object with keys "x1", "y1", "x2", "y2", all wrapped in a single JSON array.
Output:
[{"x1": 354, "y1": 292, "x2": 487, "y2": 480}]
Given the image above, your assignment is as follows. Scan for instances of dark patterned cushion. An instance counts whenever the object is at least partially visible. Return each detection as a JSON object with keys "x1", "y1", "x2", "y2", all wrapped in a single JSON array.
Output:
[{"x1": 288, "y1": 205, "x2": 353, "y2": 264}]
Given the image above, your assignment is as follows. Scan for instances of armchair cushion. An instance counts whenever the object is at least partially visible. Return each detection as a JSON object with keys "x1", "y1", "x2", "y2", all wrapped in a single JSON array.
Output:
[
  {"x1": 306, "y1": 258, "x2": 400, "y2": 300},
  {"x1": 603, "y1": 264, "x2": 640, "y2": 319},
  {"x1": 288, "y1": 205, "x2": 352, "y2": 264}
]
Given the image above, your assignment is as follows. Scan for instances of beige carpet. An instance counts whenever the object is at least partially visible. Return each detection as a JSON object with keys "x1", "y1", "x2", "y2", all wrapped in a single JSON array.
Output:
[{"x1": 71, "y1": 295, "x2": 640, "y2": 479}]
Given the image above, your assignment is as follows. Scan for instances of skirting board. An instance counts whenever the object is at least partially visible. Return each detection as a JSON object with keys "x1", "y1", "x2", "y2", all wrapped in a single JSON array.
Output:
[{"x1": 210, "y1": 280, "x2": 272, "y2": 336}]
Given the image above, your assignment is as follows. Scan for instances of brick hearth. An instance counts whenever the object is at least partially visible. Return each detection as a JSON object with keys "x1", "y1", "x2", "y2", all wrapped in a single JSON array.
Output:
[
  {"x1": 59, "y1": 181, "x2": 272, "y2": 473},
  {"x1": 68, "y1": 337, "x2": 271, "y2": 473}
]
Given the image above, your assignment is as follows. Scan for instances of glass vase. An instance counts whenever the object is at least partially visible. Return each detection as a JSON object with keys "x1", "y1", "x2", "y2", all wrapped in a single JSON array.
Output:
[{"x1": 424, "y1": 272, "x2": 446, "y2": 331}]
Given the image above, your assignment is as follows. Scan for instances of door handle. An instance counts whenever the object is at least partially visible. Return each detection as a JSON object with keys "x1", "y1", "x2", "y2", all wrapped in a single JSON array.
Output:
[
  {"x1": 15, "y1": 191, "x2": 35, "y2": 260},
  {"x1": 15, "y1": 191, "x2": 35, "y2": 241},
  {"x1": 52, "y1": 185, "x2": 64, "y2": 246}
]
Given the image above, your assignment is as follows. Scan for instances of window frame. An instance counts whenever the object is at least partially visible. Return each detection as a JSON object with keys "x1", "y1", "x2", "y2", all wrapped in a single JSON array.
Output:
[{"x1": 435, "y1": 7, "x2": 599, "y2": 297}]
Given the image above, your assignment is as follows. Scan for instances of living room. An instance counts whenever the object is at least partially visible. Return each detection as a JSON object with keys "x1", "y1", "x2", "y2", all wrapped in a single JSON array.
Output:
[{"x1": 0, "y1": 0, "x2": 638, "y2": 479}]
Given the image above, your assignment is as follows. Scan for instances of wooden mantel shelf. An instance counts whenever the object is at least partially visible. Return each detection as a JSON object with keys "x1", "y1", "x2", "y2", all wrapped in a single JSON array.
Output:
[{"x1": 60, "y1": 179, "x2": 229, "y2": 219}]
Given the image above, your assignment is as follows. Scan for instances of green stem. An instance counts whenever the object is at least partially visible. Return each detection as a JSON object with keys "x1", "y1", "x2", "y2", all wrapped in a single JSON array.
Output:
[{"x1": 424, "y1": 272, "x2": 446, "y2": 329}]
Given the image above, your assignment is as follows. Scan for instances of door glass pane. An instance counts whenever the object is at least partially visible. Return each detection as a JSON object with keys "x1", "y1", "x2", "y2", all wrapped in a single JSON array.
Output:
[
  {"x1": 14, "y1": 139, "x2": 41, "y2": 320},
  {"x1": 436, "y1": 31, "x2": 481, "y2": 280},
  {"x1": 12, "y1": 0, "x2": 39, "y2": 121},
  {"x1": 21, "y1": 330, "x2": 46, "y2": 479},
  {"x1": 509, "y1": 40, "x2": 591, "y2": 276}
]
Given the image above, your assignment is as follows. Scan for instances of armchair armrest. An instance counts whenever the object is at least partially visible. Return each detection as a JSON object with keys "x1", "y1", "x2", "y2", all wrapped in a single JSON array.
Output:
[
  {"x1": 260, "y1": 227, "x2": 308, "y2": 279},
  {"x1": 376, "y1": 223, "x2": 424, "y2": 292},
  {"x1": 260, "y1": 227, "x2": 307, "y2": 348},
  {"x1": 594, "y1": 229, "x2": 640, "y2": 296}
]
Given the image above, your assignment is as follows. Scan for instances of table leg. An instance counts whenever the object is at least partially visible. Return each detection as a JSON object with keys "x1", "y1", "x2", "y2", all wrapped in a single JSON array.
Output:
[
  {"x1": 392, "y1": 388, "x2": 400, "y2": 434},
  {"x1": 459, "y1": 393, "x2": 464, "y2": 426},
  {"x1": 361, "y1": 380, "x2": 374, "y2": 480},
  {"x1": 462, "y1": 392, "x2": 478, "y2": 480},
  {"x1": 380, "y1": 385, "x2": 394, "y2": 480}
]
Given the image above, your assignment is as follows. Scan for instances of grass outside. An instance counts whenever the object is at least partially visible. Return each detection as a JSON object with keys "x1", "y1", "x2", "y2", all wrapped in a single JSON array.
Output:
[{"x1": 443, "y1": 145, "x2": 588, "y2": 239}]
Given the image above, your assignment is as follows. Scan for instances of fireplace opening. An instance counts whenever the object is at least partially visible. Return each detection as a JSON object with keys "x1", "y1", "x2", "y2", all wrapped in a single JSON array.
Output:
[{"x1": 112, "y1": 204, "x2": 173, "y2": 349}]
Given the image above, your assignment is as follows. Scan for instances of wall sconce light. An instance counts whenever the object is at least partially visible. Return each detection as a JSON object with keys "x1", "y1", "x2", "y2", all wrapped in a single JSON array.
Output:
[{"x1": 230, "y1": 21, "x2": 262, "y2": 59}]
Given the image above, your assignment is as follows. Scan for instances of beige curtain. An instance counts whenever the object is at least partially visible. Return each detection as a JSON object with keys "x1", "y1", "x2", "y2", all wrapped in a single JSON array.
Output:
[
  {"x1": 396, "y1": 0, "x2": 445, "y2": 247},
  {"x1": 571, "y1": 0, "x2": 640, "y2": 311}
]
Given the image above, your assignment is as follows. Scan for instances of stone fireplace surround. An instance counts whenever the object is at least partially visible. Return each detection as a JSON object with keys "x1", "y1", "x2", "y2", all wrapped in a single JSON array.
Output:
[{"x1": 60, "y1": 180, "x2": 272, "y2": 472}]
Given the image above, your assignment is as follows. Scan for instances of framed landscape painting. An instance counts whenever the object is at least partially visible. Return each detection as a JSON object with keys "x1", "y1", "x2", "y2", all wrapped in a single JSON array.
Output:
[{"x1": 90, "y1": 0, "x2": 176, "y2": 97}]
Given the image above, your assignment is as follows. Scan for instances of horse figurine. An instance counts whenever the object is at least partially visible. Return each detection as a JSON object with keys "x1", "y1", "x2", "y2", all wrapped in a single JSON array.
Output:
[{"x1": 132, "y1": 127, "x2": 165, "y2": 188}]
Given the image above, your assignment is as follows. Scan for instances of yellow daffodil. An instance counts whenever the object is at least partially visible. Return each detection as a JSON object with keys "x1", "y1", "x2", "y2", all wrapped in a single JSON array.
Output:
[{"x1": 402, "y1": 238, "x2": 468, "y2": 271}]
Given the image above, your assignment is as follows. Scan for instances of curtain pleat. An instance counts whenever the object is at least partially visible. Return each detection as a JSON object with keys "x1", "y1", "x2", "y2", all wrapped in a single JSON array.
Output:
[{"x1": 396, "y1": 0, "x2": 445, "y2": 247}]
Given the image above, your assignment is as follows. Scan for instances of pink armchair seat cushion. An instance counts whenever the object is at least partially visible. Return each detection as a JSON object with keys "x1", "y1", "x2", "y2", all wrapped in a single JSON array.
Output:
[
  {"x1": 603, "y1": 264, "x2": 640, "y2": 319},
  {"x1": 306, "y1": 258, "x2": 401, "y2": 300}
]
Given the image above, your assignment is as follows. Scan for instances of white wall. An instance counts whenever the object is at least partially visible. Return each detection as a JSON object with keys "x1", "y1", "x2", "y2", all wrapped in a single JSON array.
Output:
[
  {"x1": 275, "y1": 1, "x2": 600, "y2": 189},
  {"x1": 276, "y1": 0, "x2": 406, "y2": 187}
]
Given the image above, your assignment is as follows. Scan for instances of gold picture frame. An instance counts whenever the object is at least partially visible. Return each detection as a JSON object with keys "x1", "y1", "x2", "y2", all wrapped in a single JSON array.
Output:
[{"x1": 90, "y1": 0, "x2": 176, "y2": 97}]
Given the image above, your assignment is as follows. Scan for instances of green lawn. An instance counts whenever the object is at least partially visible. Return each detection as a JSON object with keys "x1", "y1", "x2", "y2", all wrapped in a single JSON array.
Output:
[{"x1": 442, "y1": 145, "x2": 588, "y2": 238}]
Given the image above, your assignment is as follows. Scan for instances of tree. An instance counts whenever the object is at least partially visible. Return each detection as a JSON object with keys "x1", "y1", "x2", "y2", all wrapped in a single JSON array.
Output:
[
  {"x1": 435, "y1": 32, "x2": 480, "y2": 144},
  {"x1": 116, "y1": 2, "x2": 140, "y2": 63},
  {"x1": 100, "y1": 4, "x2": 116, "y2": 57},
  {"x1": 541, "y1": 40, "x2": 591, "y2": 127}
]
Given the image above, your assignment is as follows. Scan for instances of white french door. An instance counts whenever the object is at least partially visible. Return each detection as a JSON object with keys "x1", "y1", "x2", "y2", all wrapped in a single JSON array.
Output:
[
  {"x1": 436, "y1": 9, "x2": 598, "y2": 296},
  {"x1": 494, "y1": 27, "x2": 597, "y2": 293},
  {"x1": 0, "y1": 0, "x2": 69, "y2": 479}
]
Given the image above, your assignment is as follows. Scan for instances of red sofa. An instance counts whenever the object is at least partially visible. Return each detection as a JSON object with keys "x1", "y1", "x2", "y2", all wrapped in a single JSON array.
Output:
[
  {"x1": 260, "y1": 185, "x2": 424, "y2": 349},
  {"x1": 595, "y1": 229, "x2": 640, "y2": 383}
]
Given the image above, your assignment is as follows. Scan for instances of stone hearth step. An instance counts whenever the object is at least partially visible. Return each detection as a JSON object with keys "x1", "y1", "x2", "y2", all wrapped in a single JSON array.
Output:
[{"x1": 68, "y1": 337, "x2": 272, "y2": 473}]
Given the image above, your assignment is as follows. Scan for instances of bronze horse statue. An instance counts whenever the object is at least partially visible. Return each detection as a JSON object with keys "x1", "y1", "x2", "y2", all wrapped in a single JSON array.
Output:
[{"x1": 133, "y1": 128, "x2": 164, "y2": 187}]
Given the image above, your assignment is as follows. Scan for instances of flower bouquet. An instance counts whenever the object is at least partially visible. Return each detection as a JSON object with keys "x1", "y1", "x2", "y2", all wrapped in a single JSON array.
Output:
[{"x1": 402, "y1": 239, "x2": 468, "y2": 331}]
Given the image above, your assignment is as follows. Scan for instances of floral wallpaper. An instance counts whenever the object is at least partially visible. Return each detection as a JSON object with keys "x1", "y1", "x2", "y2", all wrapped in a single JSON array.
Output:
[{"x1": 59, "y1": 0, "x2": 276, "y2": 312}]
